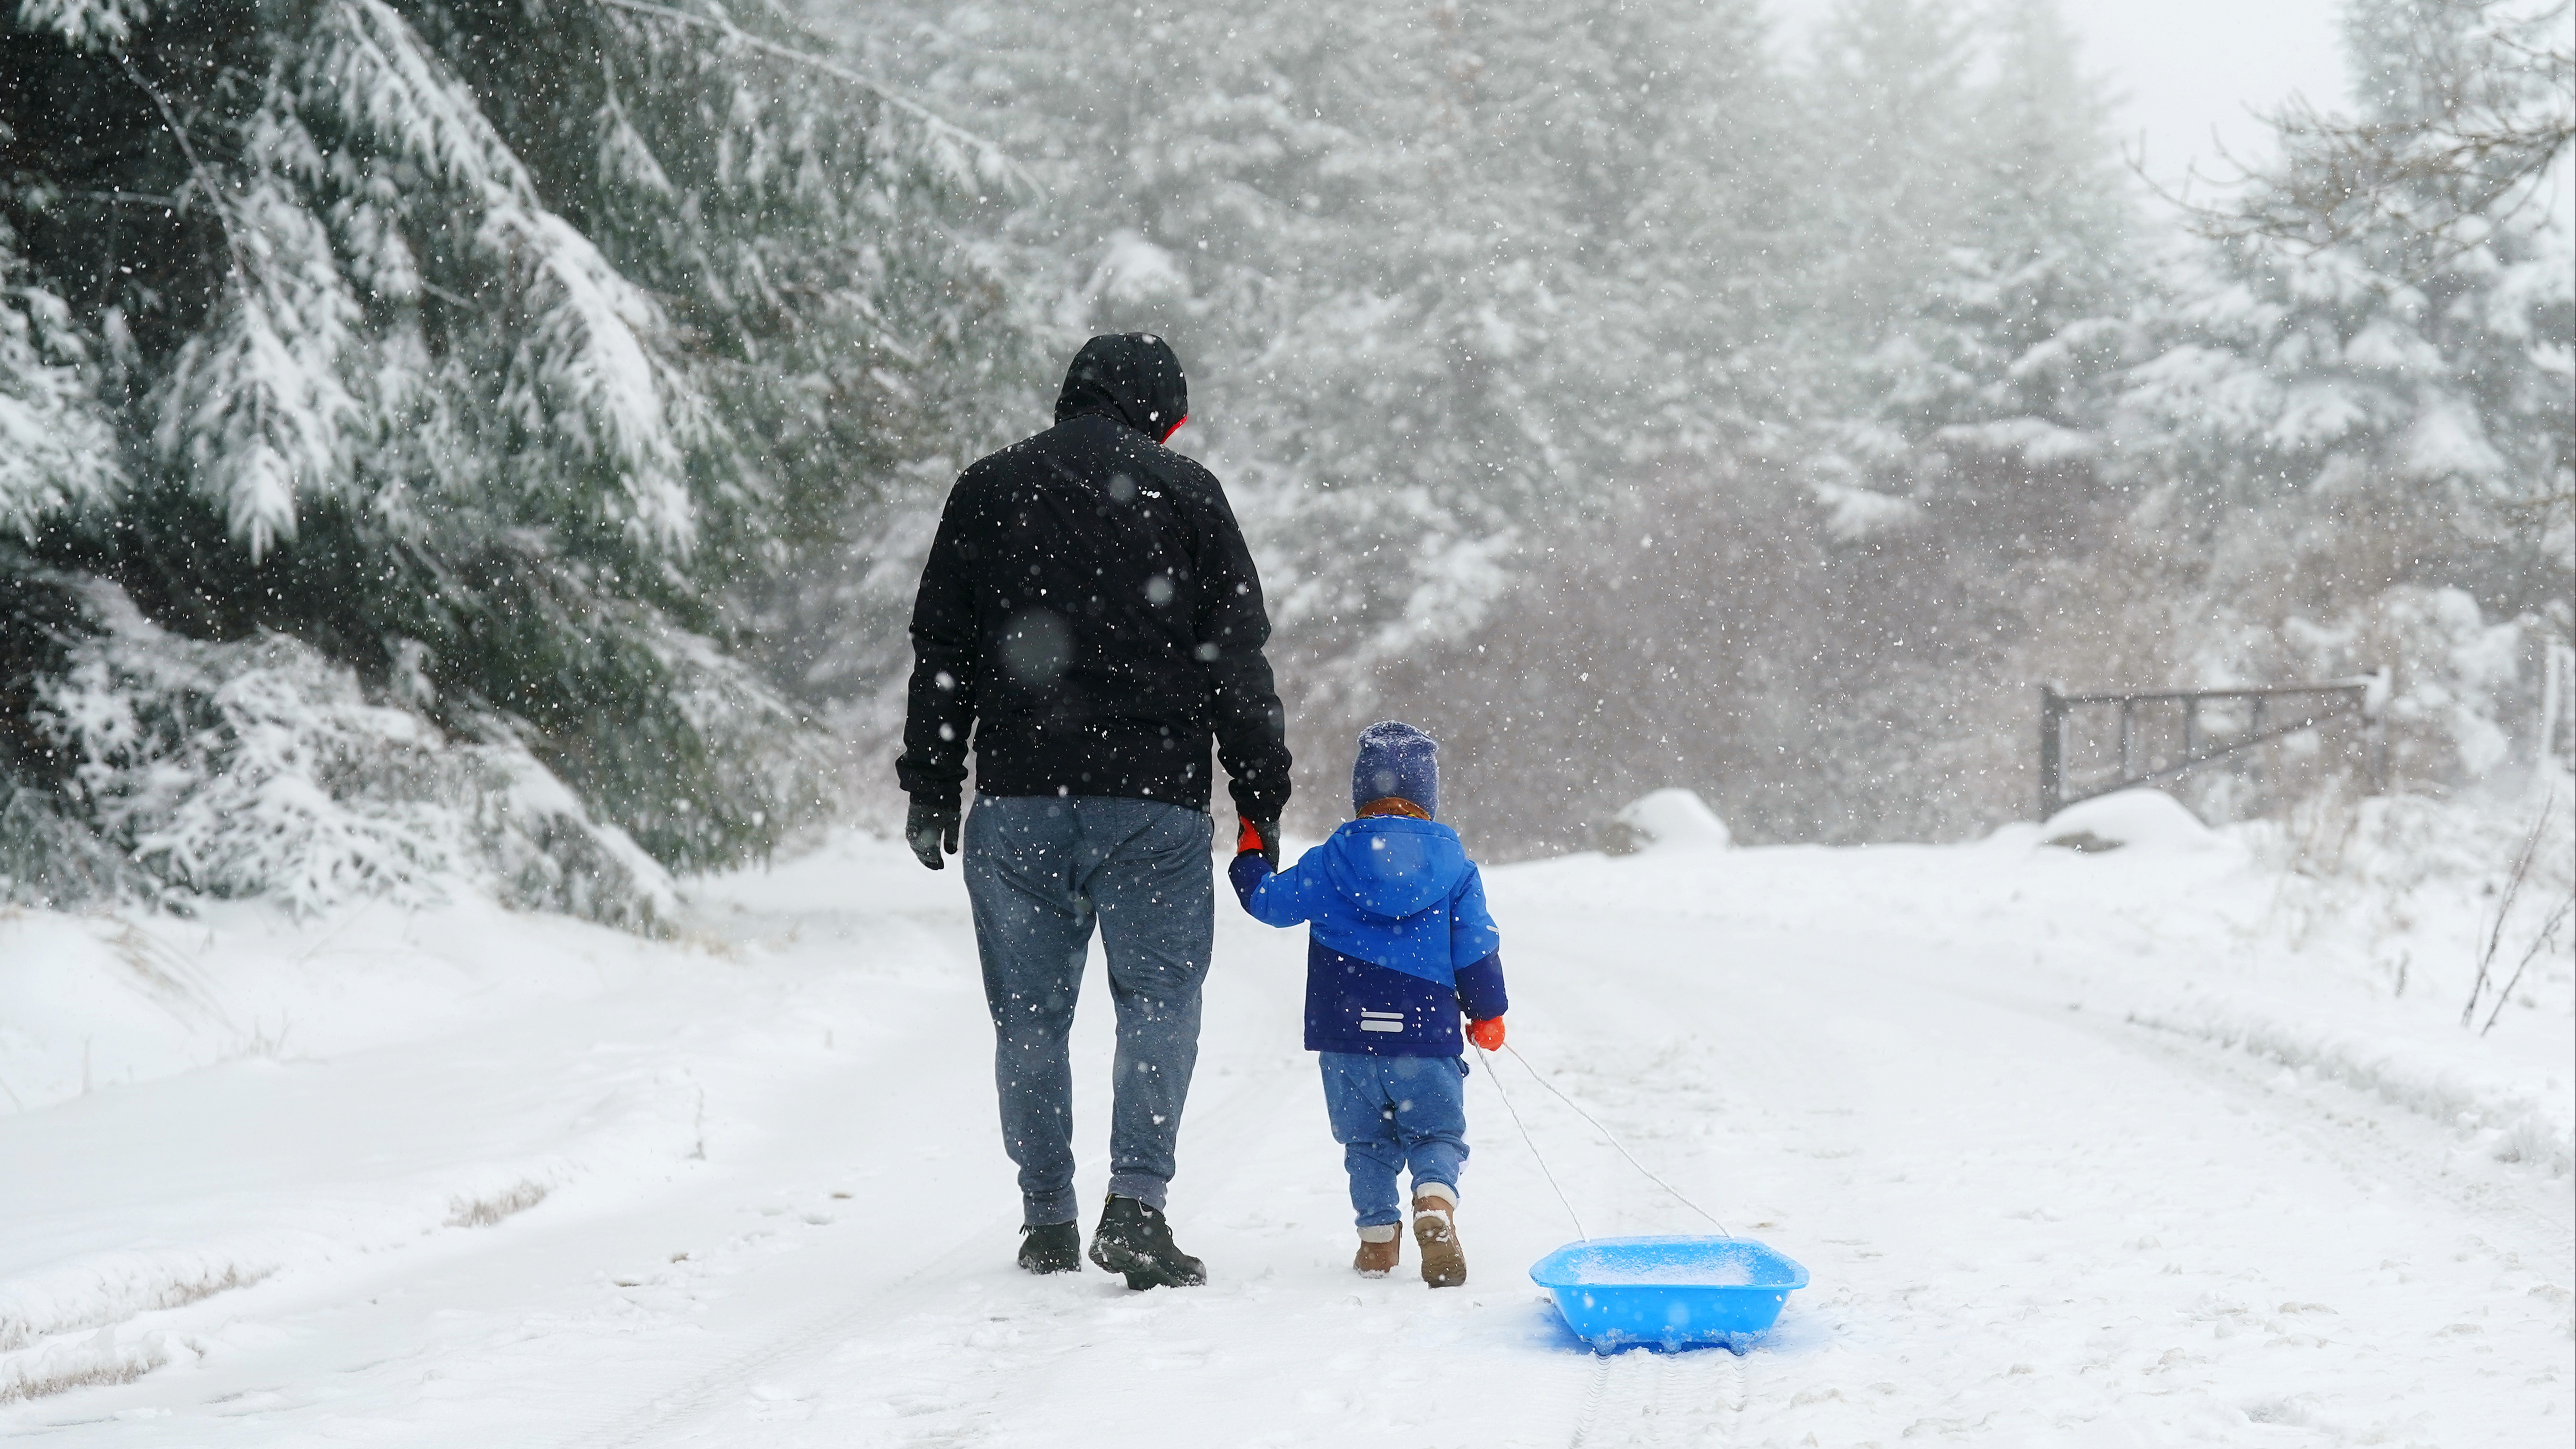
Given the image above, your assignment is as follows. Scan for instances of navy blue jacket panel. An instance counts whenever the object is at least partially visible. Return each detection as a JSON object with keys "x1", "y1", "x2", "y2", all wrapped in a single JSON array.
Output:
[{"x1": 1230, "y1": 850, "x2": 1508, "y2": 1056}]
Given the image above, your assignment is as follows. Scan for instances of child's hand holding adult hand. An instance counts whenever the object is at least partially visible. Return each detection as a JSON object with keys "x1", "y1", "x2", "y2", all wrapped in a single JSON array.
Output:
[
  {"x1": 1467, "y1": 1016, "x2": 1505, "y2": 1051},
  {"x1": 1237, "y1": 816, "x2": 1281, "y2": 870}
]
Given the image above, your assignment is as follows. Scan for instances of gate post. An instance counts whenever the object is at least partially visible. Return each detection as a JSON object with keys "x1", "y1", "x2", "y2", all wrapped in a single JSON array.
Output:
[
  {"x1": 2248, "y1": 695, "x2": 2268, "y2": 810},
  {"x1": 2362, "y1": 669, "x2": 2389, "y2": 794},
  {"x1": 2039, "y1": 683, "x2": 2065, "y2": 819}
]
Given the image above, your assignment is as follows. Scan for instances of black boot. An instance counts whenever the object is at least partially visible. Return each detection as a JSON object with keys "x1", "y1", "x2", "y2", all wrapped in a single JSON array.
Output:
[
  {"x1": 1017, "y1": 1221, "x2": 1082, "y2": 1275},
  {"x1": 1087, "y1": 1195, "x2": 1205, "y2": 1289}
]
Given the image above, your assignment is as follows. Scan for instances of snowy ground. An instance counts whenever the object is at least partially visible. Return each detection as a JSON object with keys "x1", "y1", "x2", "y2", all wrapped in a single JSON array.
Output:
[{"x1": 2, "y1": 796, "x2": 2569, "y2": 1447}]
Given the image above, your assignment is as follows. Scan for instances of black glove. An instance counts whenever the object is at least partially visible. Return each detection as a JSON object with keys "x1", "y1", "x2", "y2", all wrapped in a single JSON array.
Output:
[
  {"x1": 1236, "y1": 816, "x2": 1281, "y2": 871},
  {"x1": 907, "y1": 796, "x2": 960, "y2": 870}
]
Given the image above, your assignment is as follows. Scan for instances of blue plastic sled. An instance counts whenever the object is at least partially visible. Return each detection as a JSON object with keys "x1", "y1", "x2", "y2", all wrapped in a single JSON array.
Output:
[{"x1": 1530, "y1": 1236, "x2": 1809, "y2": 1352}]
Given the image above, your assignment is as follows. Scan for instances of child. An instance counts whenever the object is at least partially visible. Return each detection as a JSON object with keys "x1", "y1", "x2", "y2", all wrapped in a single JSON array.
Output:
[{"x1": 1230, "y1": 721, "x2": 1507, "y2": 1287}]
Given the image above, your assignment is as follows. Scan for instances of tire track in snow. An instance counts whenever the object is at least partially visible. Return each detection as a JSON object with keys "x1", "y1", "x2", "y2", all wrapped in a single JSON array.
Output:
[
  {"x1": 568, "y1": 867, "x2": 1756, "y2": 1448},
  {"x1": 567, "y1": 1206, "x2": 1023, "y2": 1449},
  {"x1": 1588, "y1": 903, "x2": 2566, "y2": 1441},
  {"x1": 1918, "y1": 960, "x2": 2575, "y2": 1268},
  {"x1": 2086, "y1": 1004, "x2": 2574, "y2": 1271},
  {"x1": 569, "y1": 1019, "x2": 1318, "y2": 1447}
]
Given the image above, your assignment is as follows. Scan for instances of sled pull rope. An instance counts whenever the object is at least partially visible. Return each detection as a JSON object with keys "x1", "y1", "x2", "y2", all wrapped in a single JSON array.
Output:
[
  {"x1": 1505, "y1": 1043, "x2": 1734, "y2": 1239},
  {"x1": 1475, "y1": 1043, "x2": 1589, "y2": 1241}
]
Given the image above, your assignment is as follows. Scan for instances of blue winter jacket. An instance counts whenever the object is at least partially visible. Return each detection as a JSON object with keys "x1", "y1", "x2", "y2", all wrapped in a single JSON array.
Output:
[{"x1": 1229, "y1": 816, "x2": 1507, "y2": 1056}]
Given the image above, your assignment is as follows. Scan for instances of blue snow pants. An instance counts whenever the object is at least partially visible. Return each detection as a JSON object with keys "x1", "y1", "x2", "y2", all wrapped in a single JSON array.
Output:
[
  {"x1": 1318, "y1": 1051, "x2": 1469, "y2": 1229},
  {"x1": 964, "y1": 794, "x2": 1213, "y2": 1226}
]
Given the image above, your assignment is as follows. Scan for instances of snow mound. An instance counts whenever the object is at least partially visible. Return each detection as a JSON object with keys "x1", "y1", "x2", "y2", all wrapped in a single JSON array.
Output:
[
  {"x1": 2129, "y1": 1002, "x2": 2573, "y2": 1177},
  {"x1": 2041, "y1": 789, "x2": 2213, "y2": 853},
  {"x1": 1603, "y1": 788, "x2": 1733, "y2": 855}
]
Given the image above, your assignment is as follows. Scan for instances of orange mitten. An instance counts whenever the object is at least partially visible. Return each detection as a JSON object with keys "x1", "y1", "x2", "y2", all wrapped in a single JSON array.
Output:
[
  {"x1": 1467, "y1": 1016, "x2": 1506, "y2": 1052},
  {"x1": 1236, "y1": 817, "x2": 1266, "y2": 855}
]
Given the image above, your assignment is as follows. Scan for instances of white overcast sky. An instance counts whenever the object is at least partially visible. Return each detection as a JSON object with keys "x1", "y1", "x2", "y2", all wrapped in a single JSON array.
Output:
[{"x1": 1767, "y1": 0, "x2": 2354, "y2": 198}]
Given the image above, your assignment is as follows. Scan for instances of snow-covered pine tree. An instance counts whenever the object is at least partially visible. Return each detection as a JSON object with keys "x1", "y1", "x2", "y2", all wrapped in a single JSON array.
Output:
[
  {"x1": 1829, "y1": 0, "x2": 2140, "y2": 553},
  {"x1": 1227, "y1": 0, "x2": 1798, "y2": 679},
  {"x1": 1684, "y1": 0, "x2": 2148, "y2": 841},
  {"x1": 829, "y1": 0, "x2": 1806, "y2": 831},
  {"x1": 1797, "y1": 0, "x2": 1980, "y2": 384},
  {"x1": 0, "y1": 211, "x2": 119, "y2": 542},
  {"x1": 1, "y1": 0, "x2": 1028, "y2": 911},
  {"x1": 856, "y1": 0, "x2": 1573, "y2": 669},
  {"x1": 2059, "y1": 0, "x2": 2572, "y2": 799},
  {"x1": 2121, "y1": 0, "x2": 2571, "y2": 612},
  {"x1": 2214, "y1": 0, "x2": 2573, "y2": 265},
  {"x1": 3, "y1": 111, "x2": 150, "y2": 903}
]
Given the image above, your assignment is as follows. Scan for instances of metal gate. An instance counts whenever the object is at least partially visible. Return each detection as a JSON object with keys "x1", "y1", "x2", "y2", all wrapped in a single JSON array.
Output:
[{"x1": 2038, "y1": 675, "x2": 2386, "y2": 819}]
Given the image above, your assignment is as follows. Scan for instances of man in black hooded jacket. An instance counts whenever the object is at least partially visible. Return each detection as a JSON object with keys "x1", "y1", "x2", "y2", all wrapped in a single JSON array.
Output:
[{"x1": 897, "y1": 333, "x2": 1292, "y2": 1288}]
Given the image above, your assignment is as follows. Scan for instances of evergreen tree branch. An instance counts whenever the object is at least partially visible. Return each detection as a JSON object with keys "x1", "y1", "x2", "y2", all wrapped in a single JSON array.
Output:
[
  {"x1": 114, "y1": 52, "x2": 244, "y2": 276},
  {"x1": 2163, "y1": 0, "x2": 2572, "y2": 270},
  {"x1": 586, "y1": 0, "x2": 1027, "y2": 191}
]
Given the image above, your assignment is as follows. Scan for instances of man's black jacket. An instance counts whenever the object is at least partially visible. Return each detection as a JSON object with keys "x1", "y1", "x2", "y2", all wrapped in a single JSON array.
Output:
[{"x1": 896, "y1": 334, "x2": 1293, "y2": 821}]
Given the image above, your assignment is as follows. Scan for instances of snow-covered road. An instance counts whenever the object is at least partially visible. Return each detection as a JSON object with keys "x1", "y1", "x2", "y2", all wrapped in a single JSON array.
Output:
[{"x1": 4, "y1": 821, "x2": 2569, "y2": 1446}]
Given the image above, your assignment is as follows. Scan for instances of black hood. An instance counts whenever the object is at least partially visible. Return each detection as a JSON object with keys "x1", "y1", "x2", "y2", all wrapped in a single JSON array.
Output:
[{"x1": 1054, "y1": 333, "x2": 1189, "y2": 442}]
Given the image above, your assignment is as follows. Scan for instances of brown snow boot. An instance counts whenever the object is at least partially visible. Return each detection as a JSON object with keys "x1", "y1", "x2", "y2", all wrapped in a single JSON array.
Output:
[
  {"x1": 1412, "y1": 1184, "x2": 1465, "y2": 1287},
  {"x1": 1353, "y1": 1223, "x2": 1401, "y2": 1277}
]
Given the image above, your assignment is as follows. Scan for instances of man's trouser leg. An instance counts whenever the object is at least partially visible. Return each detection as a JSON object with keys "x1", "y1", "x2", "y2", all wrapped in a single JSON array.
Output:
[
  {"x1": 1078, "y1": 798, "x2": 1214, "y2": 1209},
  {"x1": 964, "y1": 795, "x2": 1212, "y2": 1225},
  {"x1": 964, "y1": 796, "x2": 1092, "y2": 1228}
]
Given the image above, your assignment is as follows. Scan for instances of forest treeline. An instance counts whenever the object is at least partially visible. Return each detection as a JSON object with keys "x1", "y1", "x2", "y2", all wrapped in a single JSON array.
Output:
[
  {"x1": 833, "y1": 0, "x2": 2571, "y2": 851},
  {"x1": 3, "y1": 0, "x2": 2569, "y2": 919}
]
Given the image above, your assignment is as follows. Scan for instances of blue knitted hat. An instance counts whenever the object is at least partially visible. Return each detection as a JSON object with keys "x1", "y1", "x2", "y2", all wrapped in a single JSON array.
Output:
[{"x1": 1351, "y1": 721, "x2": 1438, "y2": 819}]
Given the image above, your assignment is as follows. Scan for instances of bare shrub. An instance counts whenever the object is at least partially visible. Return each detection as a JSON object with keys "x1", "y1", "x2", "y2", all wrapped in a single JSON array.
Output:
[{"x1": 445, "y1": 1180, "x2": 550, "y2": 1229}]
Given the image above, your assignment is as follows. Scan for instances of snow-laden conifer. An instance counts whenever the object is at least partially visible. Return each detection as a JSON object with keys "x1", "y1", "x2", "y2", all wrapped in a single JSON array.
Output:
[
  {"x1": 0, "y1": 217, "x2": 119, "y2": 540},
  {"x1": 837, "y1": 0, "x2": 1799, "y2": 698},
  {"x1": 1824, "y1": 0, "x2": 2142, "y2": 545},
  {"x1": 2, "y1": 0, "x2": 1030, "y2": 914},
  {"x1": 27, "y1": 580, "x2": 676, "y2": 924},
  {"x1": 2122, "y1": 0, "x2": 2571, "y2": 566}
]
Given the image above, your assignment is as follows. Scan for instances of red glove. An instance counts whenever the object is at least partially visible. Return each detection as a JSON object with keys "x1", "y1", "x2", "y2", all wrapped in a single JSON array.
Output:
[
  {"x1": 1237, "y1": 816, "x2": 1280, "y2": 870},
  {"x1": 1467, "y1": 1017, "x2": 1506, "y2": 1051}
]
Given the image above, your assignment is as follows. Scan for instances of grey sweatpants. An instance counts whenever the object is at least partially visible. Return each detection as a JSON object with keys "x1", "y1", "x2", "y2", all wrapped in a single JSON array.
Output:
[{"x1": 963, "y1": 794, "x2": 1214, "y2": 1226}]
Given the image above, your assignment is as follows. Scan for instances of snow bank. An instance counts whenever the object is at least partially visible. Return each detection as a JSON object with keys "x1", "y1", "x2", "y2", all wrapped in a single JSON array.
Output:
[
  {"x1": 0, "y1": 913, "x2": 215, "y2": 1114},
  {"x1": 0, "y1": 894, "x2": 679, "y2": 1116},
  {"x1": 1523, "y1": 786, "x2": 2572, "y2": 1178},
  {"x1": 2040, "y1": 788, "x2": 2216, "y2": 852},
  {"x1": 0, "y1": 901, "x2": 719, "y2": 1408},
  {"x1": 0, "y1": 1155, "x2": 571, "y2": 1398},
  {"x1": 0, "y1": 1327, "x2": 173, "y2": 1406},
  {"x1": 0, "y1": 879, "x2": 801, "y2": 1408},
  {"x1": 2128, "y1": 1001, "x2": 2573, "y2": 1176}
]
